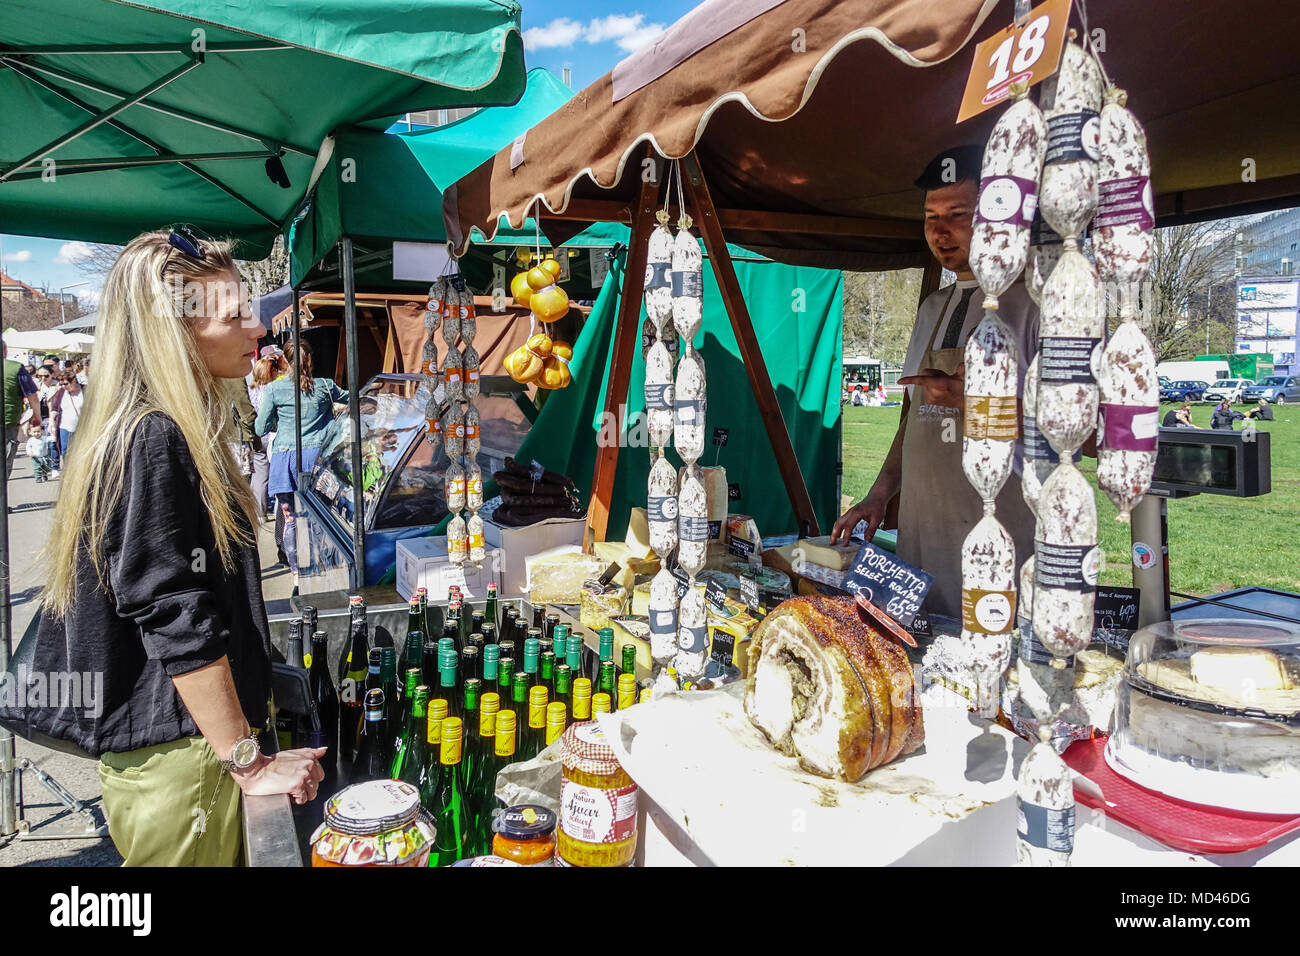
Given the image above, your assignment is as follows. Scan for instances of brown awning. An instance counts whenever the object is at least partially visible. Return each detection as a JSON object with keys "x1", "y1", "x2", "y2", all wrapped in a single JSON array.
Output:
[{"x1": 444, "y1": 0, "x2": 1300, "y2": 270}]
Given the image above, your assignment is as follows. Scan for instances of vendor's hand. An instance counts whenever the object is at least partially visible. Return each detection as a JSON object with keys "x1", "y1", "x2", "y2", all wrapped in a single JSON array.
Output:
[
  {"x1": 830, "y1": 488, "x2": 890, "y2": 547},
  {"x1": 232, "y1": 747, "x2": 326, "y2": 804},
  {"x1": 898, "y1": 368, "x2": 965, "y2": 409}
]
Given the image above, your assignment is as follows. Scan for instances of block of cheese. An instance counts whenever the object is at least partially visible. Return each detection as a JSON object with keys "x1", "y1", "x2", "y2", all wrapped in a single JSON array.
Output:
[
  {"x1": 701, "y1": 466, "x2": 729, "y2": 562},
  {"x1": 795, "y1": 536, "x2": 860, "y2": 573},
  {"x1": 526, "y1": 548, "x2": 607, "y2": 605},
  {"x1": 624, "y1": 507, "x2": 655, "y2": 560},
  {"x1": 593, "y1": 541, "x2": 636, "y2": 590},
  {"x1": 707, "y1": 595, "x2": 762, "y2": 677},
  {"x1": 1190, "y1": 646, "x2": 1291, "y2": 693},
  {"x1": 580, "y1": 581, "x2": 628, "y2": 632},
  {"x1": 727, "y1": 513, "x2": 760, "y2": 547}
]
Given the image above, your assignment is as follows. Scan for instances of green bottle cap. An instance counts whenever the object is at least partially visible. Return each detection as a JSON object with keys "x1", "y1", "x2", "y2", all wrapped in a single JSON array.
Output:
[
  {"x1": 599, "y1": 627, "x2": 614, "y2": 658},
  {"x1": 482, "y1": 644, "x2": 500, "y2": 682},
  {"x1": 540, "y1": 650, "x2": 556, "y2": 680},
  {"x1": 511, "y1": 671, "x2": 529, "y2": 703},
  {"x1": 403, "y1": 667, "x2": 421, "y2": 693},
  {"x1": 464, "y1": 677, "x2": 481, "y2": 710},
  {"x1": 622, "y1": 643, "x2": 637, "y2": 673},
  {"x1": 523, "y1": 638, "x2": 540, "y2": 673},
  {"x1": 438, "y1": 637, "x2": 455, "y2": 655},
  {"x1": 566, "y1": 634, "x2": 583, "y2": 671},
  {"x1": 380, "y1": 646, "x2": 396, "y2": 680},
  {"x1": 498, "y1": 657, "x2": 515, "y2": 687}
]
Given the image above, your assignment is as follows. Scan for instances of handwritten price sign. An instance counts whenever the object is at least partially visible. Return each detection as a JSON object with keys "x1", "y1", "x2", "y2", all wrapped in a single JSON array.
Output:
[{"x1": 842, "y1": 542, "x2": 933, "y2": 629}]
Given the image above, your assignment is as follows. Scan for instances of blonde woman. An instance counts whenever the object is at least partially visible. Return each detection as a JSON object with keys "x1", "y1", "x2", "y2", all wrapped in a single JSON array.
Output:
[{"x1": 33, "y1": 228, "x2": 324, "y2": 866}]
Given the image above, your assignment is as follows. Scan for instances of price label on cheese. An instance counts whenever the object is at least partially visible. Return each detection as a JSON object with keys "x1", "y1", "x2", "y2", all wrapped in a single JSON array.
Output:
[
  {"x1": 1092, "y1": 585, "x2": 1140, "y2": 654},
  {"x1": 704, "y1": 579, "x2": 728, "y2": 614},
  {"x1": 843, "y1": 542, "x2": 934, "y2": 629},
  {"x1": 956, "y1": 0, "x2": 1071, "y2": 123},
  {"x1": 740, "y1": 573, "x2": 760, "y2": 615},
  {"x1": 728, "y1": 535, "x2": 755, "y2": 560}
]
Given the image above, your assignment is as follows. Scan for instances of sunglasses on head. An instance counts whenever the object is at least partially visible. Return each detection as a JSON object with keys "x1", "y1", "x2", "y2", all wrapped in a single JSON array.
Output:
[{"x1": 167, "y1": 224, "x2": 213, "y2": 260}]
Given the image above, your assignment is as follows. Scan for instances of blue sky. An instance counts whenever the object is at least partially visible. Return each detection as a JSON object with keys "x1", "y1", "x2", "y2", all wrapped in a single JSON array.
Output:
[{"x1": 1, "y1": 1, "x2": 699, "y2": 307}]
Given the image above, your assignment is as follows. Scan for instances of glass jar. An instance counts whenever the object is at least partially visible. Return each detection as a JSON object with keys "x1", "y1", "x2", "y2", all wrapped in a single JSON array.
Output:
[
  {"x1": 310, "y1": 780, "x2": 435, "y2": 867},
  {"x1": 557, "y1": 722, "x2": 638, "y2": 867},
  {"x1": 491, "y1": 805, "x2": 557, "y2": 866}
]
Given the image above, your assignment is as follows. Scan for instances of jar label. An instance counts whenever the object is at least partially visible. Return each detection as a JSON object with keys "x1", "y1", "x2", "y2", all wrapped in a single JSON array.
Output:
[
  {"x1": 1017, "y1": 796, "x2": 1075, "y2": 853},
  {"x1": 560, "y1": 777, "x2": 638, "y2": 845}
]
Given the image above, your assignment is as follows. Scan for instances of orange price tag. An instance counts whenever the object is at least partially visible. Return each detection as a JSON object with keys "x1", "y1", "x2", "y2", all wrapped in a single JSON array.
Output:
[{"x1": 957, "y1": 0, "x2": 1072, "y2": 124}]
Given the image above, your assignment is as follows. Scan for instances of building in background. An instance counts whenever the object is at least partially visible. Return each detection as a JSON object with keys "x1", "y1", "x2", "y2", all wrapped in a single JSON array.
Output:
[
  {"x1": 1236, "y1": 274, "x2": 1298, "y2": 374},
  {"x1": 1, "y1": 270, "x2": 44, "y2": 302},
  {"x1": 1239, "y1": 208, "x2": 1300, "y2": 277}
]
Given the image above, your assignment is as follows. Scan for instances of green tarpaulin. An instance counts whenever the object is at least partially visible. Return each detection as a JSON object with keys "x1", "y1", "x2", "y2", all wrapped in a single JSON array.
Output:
[
  {"x1": 510, "y1": 229, "x2": 844, "y2": 542},
  {"x1": 0, "y1": 0, "x2": 525, "y2": 256},
  {"x1": 289, "y1": 68, "x2": 572, "y2": 286}
]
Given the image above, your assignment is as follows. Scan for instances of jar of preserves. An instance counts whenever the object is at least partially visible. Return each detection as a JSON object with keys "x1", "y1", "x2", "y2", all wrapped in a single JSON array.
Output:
[
  {"x1": 310, "y1": 780, "x2": 435, "y2": 867},
  {"x1": 491, "y1": 805, "x2": 557, "y2": 866},
  {"x1": 557, "y1": 722, "x2": 638, "y2": 866}
]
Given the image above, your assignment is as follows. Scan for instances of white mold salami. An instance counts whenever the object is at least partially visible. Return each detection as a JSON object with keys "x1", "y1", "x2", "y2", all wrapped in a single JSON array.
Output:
[
  {"x1": 456, "y1": 285, "x2": 477, "y2": 346},
  {"x1": 465, "y1": 460, "x2": 483, "y2": 512},
  {"x1": 674, "y1": 587, "x2": 709, "y2": 680},
  {"x1": 1037, "y1": 244, "x2": 1104, "y2": 454},
  {"x1": 673, "y1": 349, "x2": 707, "y2": 463},
  {"x1": 1097, "y1": 320, "x2": 1159, "y2": 521},
  {"x1": 969, "y1": 92, "x2": 1046, "y2": 307},
  {"x1": 467, "y1": 511, "x2": 485, "y2": 565},
  {"x1": 671, "y1": 226, "x2": 703, "y2": 344},
  {"x1": 442, "y1": 402, "x2": 464, "y2": 461},
  {"x1": 420, "y1": 338, "x2": 439, "y2": 380},
  {"x1": 645, "y1": 339, "x2": 675, "y2": 449},
  {"x1": 1094, "y1": 87, "x2": 1154, "y2": 320},
  {"x1": 1032, "y1": 462, "x2": 1099, "y2": 660},
  {"x1": 1027, "y1": 214, "x2": 1064, "y2": 307},
  {"x1": 1021, "y1": 356, "x2": 1045, "y2": 515},
  {"x1": 960, "y1": 512, "x2": 1017, "y2": 717},
  {"x1": 446, "y1": 513, "x2": 468, "y2": 567},
  {"x1": 445, "y1": 460, "x2": 466, "y2": 512},
  {"x1": 648, "y1": 566, "x2": 679, "y2": 664},
  {"x1": 441, "y1": 293, "x2": 462, "y2": 348},
  {"x1": 676, "y1": 463, "x2": 708, "y2": 575},
  {"x1": 645, "y1": 217, "x2": 675, "y2": 333},
  {"x1": 647, "y1": 453, "x2": 679, "y2": 558},
  {"x1": 426, "y1": 279, "x2": 447, "y2": 332},
  {"x1": 963, "y1": 312, "x2": 1019, "y2": 501},
  {"x1": 1016, "y1": 735, "x2": 1075, "y2": 865},
  {"x1": 464, "y1": 403, "x2": 481, "y2": 458},
  {"x1": 1039, "y1": 41, "x2": 1103, "y2": 241}
]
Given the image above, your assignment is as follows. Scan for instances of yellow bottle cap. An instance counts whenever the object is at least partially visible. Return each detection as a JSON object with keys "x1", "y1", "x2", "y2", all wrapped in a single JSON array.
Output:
[
  {"x1": 592, "y1": 693, "x2": 611, "y2": 715},
  {"x1": 439, "y1": 716, "x2": 463, "y2": 764}
]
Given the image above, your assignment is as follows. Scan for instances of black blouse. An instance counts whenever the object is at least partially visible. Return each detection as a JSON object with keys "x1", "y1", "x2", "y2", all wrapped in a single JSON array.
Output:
[{"x1": 35, "y1": 412, "x2": 271, "y2": 757}]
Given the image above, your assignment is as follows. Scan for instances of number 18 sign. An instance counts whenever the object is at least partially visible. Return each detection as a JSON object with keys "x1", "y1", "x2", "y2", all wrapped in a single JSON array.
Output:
[{"x1": 957, "y1": 0, "x2": 1071, "y2": 123}]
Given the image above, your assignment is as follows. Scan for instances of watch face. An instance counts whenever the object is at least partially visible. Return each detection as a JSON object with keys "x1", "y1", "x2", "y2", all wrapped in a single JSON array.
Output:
[{"x1": 233, "y1": 738, "x2": 259, "y2": 768}]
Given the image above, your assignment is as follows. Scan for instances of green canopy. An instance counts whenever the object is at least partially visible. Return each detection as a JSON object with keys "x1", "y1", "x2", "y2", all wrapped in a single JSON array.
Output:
[
  {"x1": 289, "y1": 68, "x2": 576, "y2": 286},
  {"x1": 0, "y1": 0, "x2": 525, "y2": 256},
  {"x1": 511, "y1": 230, "x2": 844, "y2": 542}
]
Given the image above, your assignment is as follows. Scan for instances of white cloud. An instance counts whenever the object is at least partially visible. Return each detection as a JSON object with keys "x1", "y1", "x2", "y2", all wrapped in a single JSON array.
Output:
[
  {"x1": 524, "y1": 13, "x2": 666, "y2": 54},
  {"x1": 52, "y1": 241, "x2": 93, "y2": 265},
  {"x1": 524, "y1": 17, "x2": 585, "y2": 51},
  {"x1": 3, "y1": 249, "x2": 32, "y2": 263}
]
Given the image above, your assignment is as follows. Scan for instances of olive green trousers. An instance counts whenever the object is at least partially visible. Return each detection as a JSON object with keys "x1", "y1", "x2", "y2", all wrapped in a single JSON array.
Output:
[{"x1": 99, "y1": 736, "x2": 243, "y2": 867}]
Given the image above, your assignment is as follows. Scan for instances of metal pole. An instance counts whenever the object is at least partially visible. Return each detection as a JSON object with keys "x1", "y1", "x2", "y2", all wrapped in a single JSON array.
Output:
[
  {"x1": 0, "y1": 270, "x2": 16, "y2": 837},
  {"x1": 341, "y1": 239, "x2": 365, "y2": 589},
  {"x1": 1130, "y1": 493, "x2": 1171, "y2": 628}
]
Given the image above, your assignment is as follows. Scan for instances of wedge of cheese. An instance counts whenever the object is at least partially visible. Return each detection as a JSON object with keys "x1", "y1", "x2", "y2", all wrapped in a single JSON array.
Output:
[
  {"x1": 526, "y1": 549, "x2": 607, "y2": 605},
  {"x1": 796, "y1": 535, "x2": 861, "y2": 572},
  {"x1": 624, "y1": 507, "x2": 654, "y2": 560},
  {"x1": 1190, "y1": 646, "x2": 1291, "y2": 694}
]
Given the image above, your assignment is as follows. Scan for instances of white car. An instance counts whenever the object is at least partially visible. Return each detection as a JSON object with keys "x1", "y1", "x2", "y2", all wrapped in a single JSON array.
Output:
[{"x1": 1203, "y1": 379, "x2": 1254, "y2": 404}]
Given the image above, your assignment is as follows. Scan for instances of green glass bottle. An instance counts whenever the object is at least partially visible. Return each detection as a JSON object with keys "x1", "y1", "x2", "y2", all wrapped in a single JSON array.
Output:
[
  {"x1": 461, "y1": 678, "x2": 482, "y2": 787},
  {"x1": 593, "y1": 627, "x2": 615, "y2": 688},
  {"x1": 540, "y1": 649, "x2": 557, "y2": 699},
  {"x1": 564, "y1": 631, "x2": 582, "y2": 677},
  {"x1": 469, "y1": 709, "x2": 515, "y2": 856},
  {"x1": 426, "y1": 716, "x2": 466, "y2": 867},
  {"x1": 393, "y1": 686, "x2": 430, "y2": 785},
  {"x1": 445, "y1": 601, "x2": 461, "y2": 653},
  {"x1": 418, "y1": 698, "x2": 448, "y2": 811},
  {"x1": 484, "y1": 582, "x2": 499, "y2": 635},
  {"x1": 460, "y1": 645, "x2": 480, "y2": 686},
  {"x1": 379, "y1": 647, "x2": 398, "y2": 720},
  {"x1": 403, "y1": 595, "x2": 422, "y2": 658},
  {"x1": 459, "y1": 601, "x2": 473, "y2": 648},
  {"x1": 510, "y1": 672, "x2": 530, "y2": 752},
  {"x1": 438, "y1": 649, "x2": 461, "y2": 723},
  {"x1": 498, "y1": 639, "x2": 517, "y2": 666},
  {"x1": 337, "y1": 603, "x2": 370, "y2": 764},
  {"x1": 621, "y1": 643, "x2": 637, "y2": 677},
  {"x1": 391, "y1": 668, "x2": 421, "y2": 768},
  {"x1": 421, "y1": 637, "x2": 440, "y2": 695},
  {"x1": 467, "y1": 690, "x2": 499, "y2": 848},
  {"x1": 554, "y1": 663, "x2": 573, "y2": 717},
  {"x1": 598, "y1": 659, "x2": 617, "y2": 712},
  {"x1": 399, "y1": 623, "x2": 423, "y2": 700},
  {"x1": 496, "y1": 656, "x2": 515, "y2": 705}
]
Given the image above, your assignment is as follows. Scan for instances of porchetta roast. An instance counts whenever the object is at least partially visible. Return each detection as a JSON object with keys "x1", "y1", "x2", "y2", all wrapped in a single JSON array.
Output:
[{"x1": 744, "y1": 596, "x2": 924, "y2": 782}]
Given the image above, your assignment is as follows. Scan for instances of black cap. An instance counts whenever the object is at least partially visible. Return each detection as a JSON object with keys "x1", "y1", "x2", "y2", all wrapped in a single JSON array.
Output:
[{"x1": 914, "y1": 144, "x2": 983, "y2": 191}]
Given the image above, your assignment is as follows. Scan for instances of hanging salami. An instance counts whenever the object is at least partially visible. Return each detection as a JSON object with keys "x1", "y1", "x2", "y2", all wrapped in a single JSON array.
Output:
[
  {"x1": 1032, "y1": 462, "x2": 1099, "y2": 660},
  {"x1": 1097, "y1": 320, "x2": 1158, "y2": 521},
  {"x1": 1093, "y1": 87, "x2": 1153, "y2": 320}
]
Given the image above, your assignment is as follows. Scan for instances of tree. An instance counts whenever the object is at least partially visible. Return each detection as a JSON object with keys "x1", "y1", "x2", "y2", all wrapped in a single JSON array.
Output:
[
  {"x1": 842, "y1": 268, "x2": 923, "y2": 366},
  {"x1": 1141, "y1": 220, "x2": 1246, "y2": 362}
]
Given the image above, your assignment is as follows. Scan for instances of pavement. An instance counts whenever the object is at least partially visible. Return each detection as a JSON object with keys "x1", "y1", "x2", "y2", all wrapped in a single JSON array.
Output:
[{"x1": 0, "y1": 449, "x2": 294, "y2": 867}]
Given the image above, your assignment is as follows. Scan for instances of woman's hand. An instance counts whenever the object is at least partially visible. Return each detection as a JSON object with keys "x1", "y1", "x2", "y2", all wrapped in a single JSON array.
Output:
[{"x1": 232, "y1": 747, "x2": 327, "y2": 804}]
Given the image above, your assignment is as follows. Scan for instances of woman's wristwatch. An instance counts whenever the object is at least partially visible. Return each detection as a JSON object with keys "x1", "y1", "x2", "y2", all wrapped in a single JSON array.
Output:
[{"x1": 219, "y1": 729, "x2": 264, "y2": 775}]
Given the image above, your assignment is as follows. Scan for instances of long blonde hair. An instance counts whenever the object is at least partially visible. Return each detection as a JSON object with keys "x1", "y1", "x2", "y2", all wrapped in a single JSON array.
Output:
[{"x1": 41, "y1": 230, "x2": 260, "y2": 617}]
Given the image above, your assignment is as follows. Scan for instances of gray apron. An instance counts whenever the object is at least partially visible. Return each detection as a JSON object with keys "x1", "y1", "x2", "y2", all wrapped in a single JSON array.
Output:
[{"x1": 897, "y1": 289, "x2": 1036, "y2": 622}]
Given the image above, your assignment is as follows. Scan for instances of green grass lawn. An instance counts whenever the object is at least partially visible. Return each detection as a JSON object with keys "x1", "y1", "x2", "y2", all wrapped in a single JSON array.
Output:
[{"x1": 841, "y1": 402, "x2": 1300, "y2": 597}]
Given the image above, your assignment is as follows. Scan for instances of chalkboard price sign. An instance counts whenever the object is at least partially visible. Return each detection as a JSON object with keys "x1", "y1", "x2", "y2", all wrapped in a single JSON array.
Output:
[
  {"x1": 740, "y1": 573, "x2": 761, "y2": 614},
  {"x1": 728, "y1": 535, "x2": 755, "y2": 560},
  {"x1": 1093, "y1": 585, "x2": 1141, "y2": 654},
  {"x1": 712, "y1": 427, "x2": 729, "y2": 446},
  {"x1": 727, "y1": 482, "x2": 742, "y2": 501},
  {"x1": 704, "y1": 579, "x2": 729, "y2": 614},
  {"x1": 843, "y1": 542, "x2": 934, "y2": 628}
]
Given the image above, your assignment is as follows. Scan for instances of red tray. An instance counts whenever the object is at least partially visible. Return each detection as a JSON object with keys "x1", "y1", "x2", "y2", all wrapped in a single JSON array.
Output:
[{"x1": 1062, "y1": 737, "x2": 1300, "y2": 855}]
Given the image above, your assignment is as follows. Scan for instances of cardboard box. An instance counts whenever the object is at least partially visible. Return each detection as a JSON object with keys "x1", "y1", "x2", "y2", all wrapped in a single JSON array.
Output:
[
  {"x1": 483, "y1": 514, "x2": 586, "y2": 596},
  {"x1": 396, "y1": 535, "x2": 502, "y2": 602}
]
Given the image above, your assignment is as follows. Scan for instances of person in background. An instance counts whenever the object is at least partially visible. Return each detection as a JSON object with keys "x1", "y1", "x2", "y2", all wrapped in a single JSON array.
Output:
[
  {"x1": 1246, "y1": 398, "x2": 1274, "y2": 421},
  {"x1": 50, "y1": 370, "x2": 86, "y2": 467},
  {"x1": 41, "y1": 354, "x2": 59, "y2": 376},
  {"x1": 1161, "y1": 401, "x2": 1193, "y2": 428},
  {"x1": 33, "y1": 367, "x2": 60, "y2": 468},
  {"x1": 4, "y1": 354, "x2": 42, "y2": 479},
  {"x1": 75, "y1": 359, "x2": 89, "y2": 386},
  {"x1": 830, "y1": 144, "x2": 1041, "y2": 621},
  {"x1": 1210, "y1": 398, "x2": 1244, "y2": 430},
  {"x1": 25, "y1": 422, "x2": 57, "y2": 482},
  {"x1": 255, "y1": 339, "x2": 346, "y2": 572}
]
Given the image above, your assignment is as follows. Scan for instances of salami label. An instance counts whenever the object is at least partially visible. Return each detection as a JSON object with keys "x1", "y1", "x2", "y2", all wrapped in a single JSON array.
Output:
[
  {"x1": 964, "y1": 395, "x2": 1019, "y2": 441},
  {"x1": 1044, "y1": 109, "x2": 1100, "y2": 165},
  {"x1": 1017, "y1": 797, "x2": 1075, "y2": 853},
  {"x1": 466, "y1": 369, "x2": 480, "y2": 383},
  {"x1": 1019, "y1": 620, "x2": 1074, "y2": 666},
  {"x1": 447, "y1": 477, "x2": 466, "y2": 498},
  {"x1": 674, "y1": 398, "x2": 704, "y2": 424},
  {"x1": 448, "y1": 536, "x2": 468, "y2": 556},
  {"x1": 644, "y1": 261, "x2": 671, "y2": 290},
  {"x1": 678, "y1": 621, "x2": 709, "y2": 653},
  {"x1": 649, "y1": 607, "x2": 677, "y2": 640},
  {"x1": 962, "y1": 588, "x2": 1016, "y2": 635},
  {"x1": 421, "y1": 360, "x2": 437, "y2": 375},
  {"x1": 1024, "y1": 416, "x2": 1081, "y2": 464},
  {"x1": 1099, "y1": 403, "x2": 1159, "y2": 452},
  {"x1": 1039, "y1": 337, "x2": 1101, "y2": 385},
  {"x1": 644, "y1": 383, "x2": 673, "y2": 411},
  {"x1": 445, "y1": 370, "x2": 462, "y2": 386},
  {"x1": 464, "y1": 424, "x2": 480, "y2": 441},
  {"x1": 679, "y1": 515, "x2": 709, "y2": 542},
  {"x1": 646, "y1": 495, "x2": 678, "y2": 523},
  {"x1": 671, "y1": 270, "x2": 703, "y2": 298},
  {"x1": 1030, "y1": 212, "x2": 1064, "y2": 247},
  {"x1": 1034, "y1": 540, "x2": 1101, "y2": 592},
  {"x1": 468, "y1": 532, "x2": 484, "y2": 550},
  {"x1": 975, "y1": 174, "x2": 1038, "y2": 228},
  {"x1": 1094, "y1": 175, "x2": 1154, "y2": 231},
  {"x1": 447, "y1": 423, "x2": 465, "y2": 440},
  {"x1": 560, "y1": 776, "x2": 638, "y2": 844}
]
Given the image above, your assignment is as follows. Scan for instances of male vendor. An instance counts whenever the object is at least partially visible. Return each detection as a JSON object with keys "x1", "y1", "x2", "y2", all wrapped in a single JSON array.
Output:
[{"x1": 831, "y1": 146, "x2": 1039, "y2": 621}]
